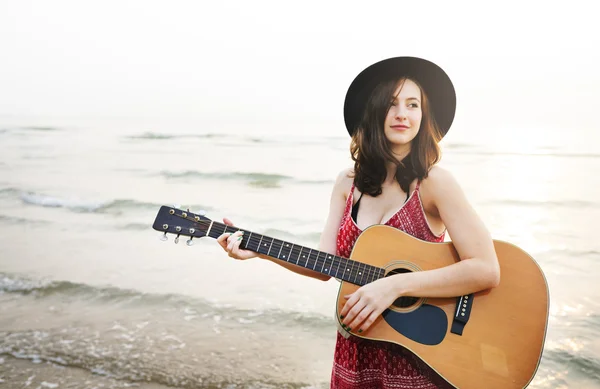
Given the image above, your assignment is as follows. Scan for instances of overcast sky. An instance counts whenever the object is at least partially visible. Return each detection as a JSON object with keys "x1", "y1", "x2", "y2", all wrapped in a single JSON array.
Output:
[{"x1": 0, "y1": 0, "x2": 598, "y2": 146}]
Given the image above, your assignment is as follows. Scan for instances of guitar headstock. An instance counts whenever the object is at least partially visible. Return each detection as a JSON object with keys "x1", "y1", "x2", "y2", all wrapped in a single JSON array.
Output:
[{"x1": 152, "y1": 205, "x2": 212, "y2": 245}]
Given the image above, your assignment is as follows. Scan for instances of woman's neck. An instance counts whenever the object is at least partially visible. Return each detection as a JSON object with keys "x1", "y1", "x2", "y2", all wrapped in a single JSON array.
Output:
[
  {"x1": 384, "y1": 145, "x2": 411, "y2": 184},
  {"x1": 390, "y1": 143, "x2": 411, "y2": 160}
]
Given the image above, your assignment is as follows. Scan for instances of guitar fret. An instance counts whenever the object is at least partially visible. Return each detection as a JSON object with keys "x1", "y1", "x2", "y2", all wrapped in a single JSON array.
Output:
[
  {"x1": 198, "y1": 222, "x2": 383, "y2": 287},
  {"x1": 359, "y1": 262, "x2": 368, "y2": 284},
  {"x1": 319, "y1": 252, "x2": 326, "y2": 273},
  {"x1": 329, "y1": 255, "x2": 337, "y2": 276},
  {"x1": 319, "y1": 251, "x2": 326, "y2": 273},
  {"x1": 281, "y1": 242, "x2": 293, "y2": 261},
  {"x1": 304, "y1": 249, "x2": 312, "y2": 268},
  {"x1": 353, "y1": 262, "x2": 360, "y2": 284},
  {"x1": 333, "y1": 256, "x2": 342, "y2": 278},
  {"x1": 348, "y1": 258, "x2": 356, "y2": 284},
  {"x1": 276, "y1": 239, "x2": 284, "y2": 259},
  {"x1": 340, "y1": 257, "x2": 348, "y2": 279},
  {"x1": 358, "y1": 263, "x2": 366, "y2": 284},
  {"x1": 212, "y1": 223, "x2": 225, "y2": 238},
  {"x1": 306, "y1": 249, "x2": 313, "y2": 268},
  {"x1": 346, "y1": 257, "x2": 354, "y2": 283},
  {"x1": 320, "y1": 252, "x2": 328, "y2": 274},
  {"x1": 364, "y1": 263, "x2": 373, "y2": 283},
  {"x1": 246, "y1": 232, "x2": 253, "y2": 250},
  {"x1": 331, "y1": 255, "x2": 338, "y2": 276},
  {"x1": 256, "y1": 235, "x2": 263, "y2": 252},
  {"x1": 312, "y1": 251, "x2": 322, "y2": 270},
  {"x1": 266, "y1": 237, "x2": 275, "y2": 257},
  {"x1": 342, "y1": 257, "x2": 350, "y2": 280},
  {"x1": 288, "y1": 244, "x2": 297, "y2": 263},
  {"x1": 372, "y1": 268, "x2": 382, "y2": 283}
]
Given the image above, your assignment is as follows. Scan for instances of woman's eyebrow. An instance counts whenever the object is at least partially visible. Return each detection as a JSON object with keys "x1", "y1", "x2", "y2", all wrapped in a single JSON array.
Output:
[{"x1": 392, "y1": 96, "x2": 421, "y2": 102}]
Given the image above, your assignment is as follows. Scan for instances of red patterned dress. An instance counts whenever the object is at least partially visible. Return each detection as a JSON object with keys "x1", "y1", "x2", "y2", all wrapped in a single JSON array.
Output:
[{"x1": 331, "y1": 181, "x2": 452, "y2": 389}]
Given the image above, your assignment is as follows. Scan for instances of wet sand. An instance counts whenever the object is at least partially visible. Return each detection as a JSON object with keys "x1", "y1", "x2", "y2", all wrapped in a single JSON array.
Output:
[{"x1": 0, "y1": 356, "x2": 172, "y2": 389}]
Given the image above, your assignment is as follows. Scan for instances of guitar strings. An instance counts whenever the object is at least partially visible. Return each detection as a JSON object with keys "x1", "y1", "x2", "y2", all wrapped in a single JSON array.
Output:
[
  {"x1": 173, "y1": 215, "x2": 384, "y2": 284},
  {"x1": 198, "y1": 218, "x2": 383, "y2": 283}
]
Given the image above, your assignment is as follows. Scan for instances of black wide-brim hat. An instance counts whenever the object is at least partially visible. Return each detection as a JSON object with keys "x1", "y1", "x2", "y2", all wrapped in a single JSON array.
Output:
[{"x1": 343, "y1": 56, "x2": 456, "y2": 138}]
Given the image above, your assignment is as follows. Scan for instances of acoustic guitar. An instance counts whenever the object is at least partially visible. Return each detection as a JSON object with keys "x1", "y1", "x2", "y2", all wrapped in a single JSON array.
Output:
[{"x1": 152, "y1": 205, "x2": 548, "y2": 389}]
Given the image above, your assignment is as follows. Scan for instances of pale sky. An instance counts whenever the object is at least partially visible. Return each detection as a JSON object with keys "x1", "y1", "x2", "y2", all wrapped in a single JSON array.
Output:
[{"x1": 0, "y1": 0, "x2": 598, "y2": 146}]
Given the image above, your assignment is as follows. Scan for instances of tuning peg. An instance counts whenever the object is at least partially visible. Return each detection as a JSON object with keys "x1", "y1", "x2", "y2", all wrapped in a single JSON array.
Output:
[
  {"x1": 160, "y1": 232, "x2": 168, "y2": 241},
  {"x1": 174, "y1": 234, "x2": 180, "y2": 244},
  {"x1": 186, "y1": 237, "x2": 194, "y2": 246}
]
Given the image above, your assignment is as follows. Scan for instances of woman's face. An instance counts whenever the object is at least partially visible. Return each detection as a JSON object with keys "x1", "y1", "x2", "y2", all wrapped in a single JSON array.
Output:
[{"x1": 383, "y1": 78, "x2": 423, "y2": 153}]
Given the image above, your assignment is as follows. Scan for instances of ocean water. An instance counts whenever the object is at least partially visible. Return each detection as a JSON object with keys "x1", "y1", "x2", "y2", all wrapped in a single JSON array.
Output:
[{"x1": 0, "y1": 116, "x2": 599, "y2": 388}]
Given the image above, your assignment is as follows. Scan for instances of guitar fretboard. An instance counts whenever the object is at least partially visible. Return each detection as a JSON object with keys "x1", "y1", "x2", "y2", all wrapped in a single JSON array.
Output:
[{"x1": 206, "y1": 222, "x2": 385, "y2": 286}]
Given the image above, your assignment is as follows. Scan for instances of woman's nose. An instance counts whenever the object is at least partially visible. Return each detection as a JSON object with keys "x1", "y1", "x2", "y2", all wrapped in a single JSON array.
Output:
[{"x1": 394, "y1": 106, "x2": 408, "y2": 119}]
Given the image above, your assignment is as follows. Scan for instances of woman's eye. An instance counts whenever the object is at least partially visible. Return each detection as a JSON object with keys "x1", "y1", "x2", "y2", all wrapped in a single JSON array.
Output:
[{"x1": 409, "y1": 103, "x2": 419, "y2": 108}]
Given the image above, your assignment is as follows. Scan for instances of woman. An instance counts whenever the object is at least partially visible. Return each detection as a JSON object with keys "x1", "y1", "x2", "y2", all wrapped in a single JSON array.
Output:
[{"x1": 217, "y1": 56, "x2": 500, "y2": 388}]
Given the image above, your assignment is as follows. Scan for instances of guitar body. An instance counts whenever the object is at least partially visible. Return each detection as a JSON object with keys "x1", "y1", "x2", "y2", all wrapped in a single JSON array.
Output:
[{"x1": 336, "y1": 224, "x2": 549, "y2": 389}]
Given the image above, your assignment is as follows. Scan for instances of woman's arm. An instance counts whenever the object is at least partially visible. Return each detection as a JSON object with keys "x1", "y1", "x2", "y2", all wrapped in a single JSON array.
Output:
[
  {"x1": 341, "y1": 166, "x2": 500, "y2": 331},
  {"x1": 391, "y1": 166, "x2": 500, "y2": 297}
]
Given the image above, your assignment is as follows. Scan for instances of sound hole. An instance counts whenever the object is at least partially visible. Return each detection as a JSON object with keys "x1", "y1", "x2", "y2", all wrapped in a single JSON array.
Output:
[{"x1": 387, "y1": 268, "x2": 419, "y2": 308}]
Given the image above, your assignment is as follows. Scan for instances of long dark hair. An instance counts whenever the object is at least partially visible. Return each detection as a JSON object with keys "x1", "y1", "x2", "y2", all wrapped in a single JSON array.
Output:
[{"x1": 350, "y1": 77, "x2": 443, "y2": 196}]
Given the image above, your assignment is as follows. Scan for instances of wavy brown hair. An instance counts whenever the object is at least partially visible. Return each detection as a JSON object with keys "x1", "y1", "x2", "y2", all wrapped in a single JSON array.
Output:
[{"x1": 350, "y1": 77, "x2": 443, "y2": 196}]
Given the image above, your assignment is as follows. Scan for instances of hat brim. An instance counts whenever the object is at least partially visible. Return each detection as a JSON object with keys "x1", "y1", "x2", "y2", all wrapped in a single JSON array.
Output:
[{"x1": 343, "y1": 56, "x2": 456, "y2": 138}]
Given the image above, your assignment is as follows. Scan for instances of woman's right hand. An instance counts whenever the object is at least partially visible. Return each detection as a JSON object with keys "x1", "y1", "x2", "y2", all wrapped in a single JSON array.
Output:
[{"x1": 216, "y1": 218, "x2": 260, "y2": 260}]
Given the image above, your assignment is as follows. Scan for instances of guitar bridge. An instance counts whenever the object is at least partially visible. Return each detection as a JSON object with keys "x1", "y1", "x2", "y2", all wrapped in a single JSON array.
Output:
[{"x1": 451, "y1": 294, "x2": 474, "y2": 336}]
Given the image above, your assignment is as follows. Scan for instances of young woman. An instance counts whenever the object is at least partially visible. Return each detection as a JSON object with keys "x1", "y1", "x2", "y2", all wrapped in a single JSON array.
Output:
[{"x1": 217, "y1": 56, "x2": 500, "y2": 388}]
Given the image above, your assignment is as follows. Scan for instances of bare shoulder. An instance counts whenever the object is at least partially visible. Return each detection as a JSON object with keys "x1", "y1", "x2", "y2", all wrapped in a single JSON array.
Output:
[
  {"x1": 420, "y1": 165, "x2": 465, "y2": 216},
  {"x1": 334, "y1": 167, "x2": 355, "y2": 200},
  {"x1": 422, "y1": 165, "x2": 459, "y2": 189}
]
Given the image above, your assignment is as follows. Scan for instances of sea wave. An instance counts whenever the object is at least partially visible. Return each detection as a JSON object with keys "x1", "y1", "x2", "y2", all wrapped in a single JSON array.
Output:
[
  {"x1": 0, "y1": 272, "x2": 331, "y2": 328},
  {"x1": 486, "y1": 199, "x2": 596, "y2": 209},
  {"x1": 16, "y1": 192, "x2": 205, "y2": 216},
  {"x1": 543, "y1": 348, "x2": 600, "y2": 383},
  {"x1": 160, "y1": 171, "x2": 331, "y2": 188},
  {"x1": 124, "y1": 131, "x2": 346, "y2": 147},
  {"x1": 124, "y1": 132, "x2": 227, "y2": 140},
  {"x1": 0, "y1": 187, "x2": 21, "y2": 196},
  {"x1": 444, "y1": 146, "x2": 600, "y2": 159}
]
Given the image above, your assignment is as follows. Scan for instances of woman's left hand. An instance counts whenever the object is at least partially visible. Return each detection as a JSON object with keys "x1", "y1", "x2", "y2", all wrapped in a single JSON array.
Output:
[{"x1": 340, "y1": 276, "x2": 400, "y2": 332}]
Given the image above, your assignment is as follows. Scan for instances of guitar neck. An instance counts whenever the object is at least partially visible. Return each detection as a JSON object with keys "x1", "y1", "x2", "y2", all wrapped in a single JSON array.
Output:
[{"x1": 206, "y1": 221, "x2": 384, "y2": 286}]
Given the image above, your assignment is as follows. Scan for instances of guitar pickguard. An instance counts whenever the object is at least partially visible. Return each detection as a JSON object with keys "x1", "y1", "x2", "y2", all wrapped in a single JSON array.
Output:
[{"x1": 382, "y1": 304, "x2": 448, "y2": 346}]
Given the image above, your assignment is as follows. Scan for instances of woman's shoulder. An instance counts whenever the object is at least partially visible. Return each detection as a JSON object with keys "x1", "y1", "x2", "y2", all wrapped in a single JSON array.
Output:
[
  {"x1": 421, "y1": 165, "x2": 458, "y2": 189},
  {"x1": 333, "y1": 167, "x2": 355, "y2": 200},
  {"x1": 420, "y1": 165, "x2": 462, "y2": 212}
]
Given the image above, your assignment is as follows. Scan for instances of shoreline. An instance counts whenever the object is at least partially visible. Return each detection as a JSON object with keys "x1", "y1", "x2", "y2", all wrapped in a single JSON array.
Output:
[{"x1": 0, "y1": 355, "x2": 173, "y2": 389}]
